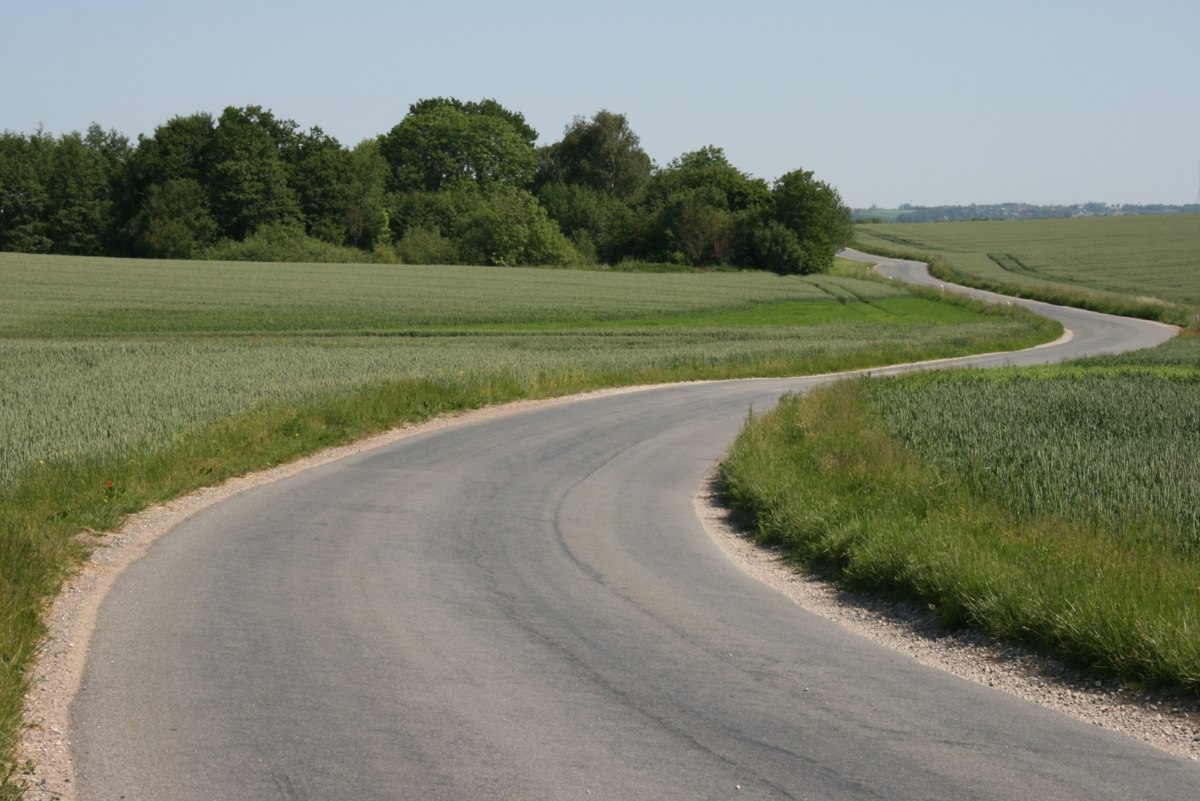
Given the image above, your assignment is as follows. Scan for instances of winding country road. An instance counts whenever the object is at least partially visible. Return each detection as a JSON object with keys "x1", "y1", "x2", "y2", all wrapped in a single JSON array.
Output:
[{"x1": 71, "y1": 254, "x2": 1195, "y2": 800}]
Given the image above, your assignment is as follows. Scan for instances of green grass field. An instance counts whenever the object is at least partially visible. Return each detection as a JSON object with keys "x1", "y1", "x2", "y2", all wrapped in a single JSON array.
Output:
[
  {"x1": 722, "y1": 333, "x2": 1200, "y2": 692},
  {"x1": 856, "y1": 215, "x2": 1200, "y2": 326},
  {"x1": 0, "y1": 252, "x2": 1057, "y2": 793},
  {"x1": 0, "y1": 254, "x2": 1047, "y2": 486},
  {"x1": 3, "y1": 253, "x2": 927, "y2": 336}
]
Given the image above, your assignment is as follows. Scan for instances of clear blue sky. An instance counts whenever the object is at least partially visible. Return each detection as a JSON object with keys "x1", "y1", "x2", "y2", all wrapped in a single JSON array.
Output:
[{"x1": 3, "y1": 0, "x2": 1197, "y2": 208}]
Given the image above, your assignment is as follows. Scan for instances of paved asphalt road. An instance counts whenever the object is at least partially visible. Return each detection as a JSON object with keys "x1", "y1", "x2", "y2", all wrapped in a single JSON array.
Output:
[{"x1": 72, "y1": 254, "x2": 1195, "y2": 800}]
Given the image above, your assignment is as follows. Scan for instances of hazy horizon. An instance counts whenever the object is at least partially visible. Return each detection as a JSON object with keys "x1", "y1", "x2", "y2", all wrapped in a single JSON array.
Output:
[{"x1": 4, "y1": 0, "x2": 1197, "y2": 209}]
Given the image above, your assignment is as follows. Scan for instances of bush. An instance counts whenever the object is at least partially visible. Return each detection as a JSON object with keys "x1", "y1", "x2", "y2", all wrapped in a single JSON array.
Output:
[
  {"x1": 535, "y1": 182, "x2": 639, "y2": 264},
  {"x1": 457, "y1": 188, "x2": 582, "y2": 266},
  {"x1": 127, "y1": 178, "x2": 219, "y2": 259},
  {"x1": 199, "y1": 222, "x2": 374, "y2": 263},
  {"x1": 741, "y1": 218, "x2": 808, "y2": 274},
  {"x1": 394, "y1": 225, "x2": 460, "y2": 265}
]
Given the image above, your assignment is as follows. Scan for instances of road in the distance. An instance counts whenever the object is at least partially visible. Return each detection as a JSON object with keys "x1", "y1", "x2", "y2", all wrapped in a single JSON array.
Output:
[{"x1": 72, "y1": 255, "x2": 1193, "y2": 800}]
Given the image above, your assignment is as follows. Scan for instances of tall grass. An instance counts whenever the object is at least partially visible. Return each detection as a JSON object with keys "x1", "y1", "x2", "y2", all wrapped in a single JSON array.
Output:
[
  {"x1": 870, "y1": 369, "x2": 1200, "y2": 547},
  {"x1": 722, "y1": 340, "x2": 1200, "y2": 691}
]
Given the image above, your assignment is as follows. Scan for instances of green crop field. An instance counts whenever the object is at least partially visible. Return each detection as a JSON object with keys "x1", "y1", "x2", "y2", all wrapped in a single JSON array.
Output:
[
  {"x1": 856, "y1": 215, "x2": 1200, "y2": 325},
  {"x1": 0, "y1": 253, "x2": 1047, "y2": 486},
  {"x1": 723, "y1": 333, "x2": 1200, "y2": 692},
  {"x1": 868, "y1": 341, "x2": 1200, "y2": 549},
  {"x1": 0, "y1": 252, "x2": 1057, "y2": 792},
  {"x1": 3, "y1": 253, "x2": 938, "y2": 337}
]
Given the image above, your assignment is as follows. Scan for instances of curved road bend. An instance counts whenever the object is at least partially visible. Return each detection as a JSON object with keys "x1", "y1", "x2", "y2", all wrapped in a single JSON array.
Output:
[{"x1": 72, "y1": 255, "x2": 1192, "y2": 800}]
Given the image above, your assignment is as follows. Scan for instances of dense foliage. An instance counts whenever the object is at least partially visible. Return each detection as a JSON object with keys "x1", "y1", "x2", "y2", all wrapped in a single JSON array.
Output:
[{"x1": 0, "y1": 101, "x2": 853, "y2": 271}]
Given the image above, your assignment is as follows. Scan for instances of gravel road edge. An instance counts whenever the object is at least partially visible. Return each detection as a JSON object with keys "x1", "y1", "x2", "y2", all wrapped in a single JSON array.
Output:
[{"x1": 695, "y1": 470, "x2": 1200, "y2": 763}]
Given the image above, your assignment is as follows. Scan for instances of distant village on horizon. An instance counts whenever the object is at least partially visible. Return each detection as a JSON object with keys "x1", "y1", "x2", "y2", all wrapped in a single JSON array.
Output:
[{"x1": 854, "y1": 202, "x2": 1200, "y2": 223}]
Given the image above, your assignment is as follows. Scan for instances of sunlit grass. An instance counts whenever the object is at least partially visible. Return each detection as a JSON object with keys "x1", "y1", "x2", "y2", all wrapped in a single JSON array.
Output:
[
  {"x1": 721, "y1": 338, "x2": 1200, "y2": 691},
  {"x1": 0, "y1": 256, "x2": 1052, "y2": 485}
]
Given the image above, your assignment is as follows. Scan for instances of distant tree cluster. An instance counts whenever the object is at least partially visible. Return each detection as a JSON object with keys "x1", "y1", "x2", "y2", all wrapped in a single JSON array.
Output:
[{"x1": 0, "y1": 99, "x2": 854, "y2": 273}]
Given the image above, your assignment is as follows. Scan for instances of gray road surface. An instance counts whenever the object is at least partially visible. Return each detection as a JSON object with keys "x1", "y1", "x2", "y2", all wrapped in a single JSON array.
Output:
[{"x1": 72, "y1": 254, "x2": 1194, "y2": 800}]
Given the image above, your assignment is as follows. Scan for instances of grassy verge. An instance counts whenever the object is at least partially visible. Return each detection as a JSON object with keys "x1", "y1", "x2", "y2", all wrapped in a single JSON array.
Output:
[
  {"x1": 721, "y1": 338, "x2": 1200, "y2": 693},
  {"x1": 0, "y1": 253, "x2": 1060, "y2": 795}
]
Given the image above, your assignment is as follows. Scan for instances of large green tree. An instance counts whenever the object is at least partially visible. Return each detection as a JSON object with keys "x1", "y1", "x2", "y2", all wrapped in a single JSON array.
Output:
[
  {"x1": 340, "y1": 140, "x2": 391, "y2": 250},
  {"x1": 285, "y1": 126, "x2": 357, "y2": 243},
  {"x1": 534, "y1": 110, "x2": 650, "y2": 263},
  {"x1": 379, "y1": 98, "x2": 538, "y2": 193},
  {"x1": 536, "y1": 182, "x2": 638, "y2": 264},
  {"x1": 120, "y1": 113, "x2": 216, "y2": 191},
  {"x1": 207, "y1": 106, "x2": 302, "y2": 240},
  {"x1": 456, "y1": 187, "x2": 578, "y2": 266},
  {"x1": 44, "y1": 130, "x2": 122, "y2": 254},
  {"x1": 637, "y1": 146, "x2": 769, "y2": 265},
  {"x1": 116, "y1": 113, "x2": 219, "y2": 255},
  {"x1": 0, "y1": 126, "x2": 126, "y2": 255},
  {"x1": 763, "y1": 169, "x2": 854, "y2": 274},
  {"x1": 538, "y1": 110, "x2": 652, "y2": 200},
  {"x1": 0, "y1": 130, "x2": 53, "y2": 253},
  {"x1": 407, "y1": 97, "x2": 537, "y2": 147},
  {"x1": 127, "y1": 178, "x2": 217, "y2": 258}
]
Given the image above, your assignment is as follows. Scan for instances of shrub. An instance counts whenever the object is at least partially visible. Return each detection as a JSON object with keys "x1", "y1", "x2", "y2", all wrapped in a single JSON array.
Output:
[
  {"x1": 199, "y1": 222, "x2": 374, "y2": 263},
  {"x1": 394, "y1": 225, "x2": 460, "y2": 265},
  {"x1": 457, "y1": 188, "x2": 582, "y2": 266}
]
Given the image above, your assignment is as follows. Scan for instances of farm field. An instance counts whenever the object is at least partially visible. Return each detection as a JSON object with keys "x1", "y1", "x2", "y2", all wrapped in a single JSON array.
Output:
[
  {"x1": 0, "y1": 252, "x2": 1057, "y2": 788},
  {"x1": 0, "y1": 253, "x2": 1048, "y2": 485},
  {"x1": 2, "y1": 253, "x2": 964, "y2": 337},
  {"x1": 722, "y1": 331, "x2": 1200, "y2": 692},
  {"x1": 856, "y1": 214, "x2": 1200, "y2": 324}
]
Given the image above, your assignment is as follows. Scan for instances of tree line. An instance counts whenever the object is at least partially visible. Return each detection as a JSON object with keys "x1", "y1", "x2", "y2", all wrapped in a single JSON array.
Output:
[{"x1": 0, "y1": 99, "x2": 854, "y2": 273}]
